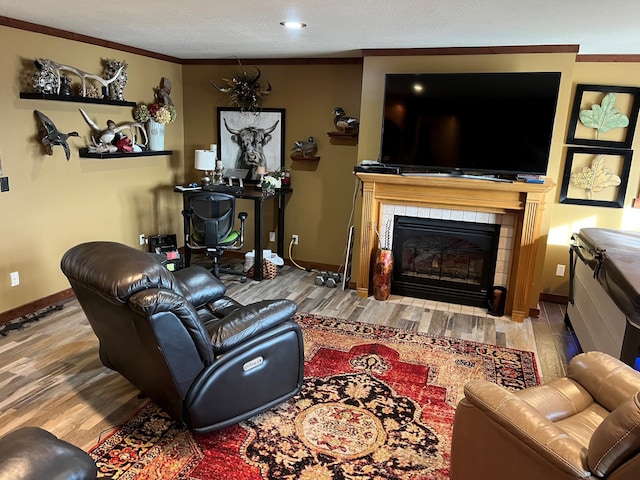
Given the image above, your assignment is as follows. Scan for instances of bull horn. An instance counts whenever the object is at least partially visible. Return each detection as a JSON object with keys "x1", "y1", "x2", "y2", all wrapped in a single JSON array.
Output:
[
  {"x1": 264, "y1": 120, "x2": 280, "y2": 135},
  {"x1": 210, "y1": 78, "x2": 232, "y2": 93},
  {"x1": 223, "y1": 118, "x2": 240, "y2": 135},
  {"x1": 261, "y1": 82, "x2": 272, "y2": 95}
]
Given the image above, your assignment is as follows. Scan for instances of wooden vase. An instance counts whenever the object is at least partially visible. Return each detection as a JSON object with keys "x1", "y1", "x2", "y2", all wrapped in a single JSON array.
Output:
[{"x1": 372, "y1": 248, "x2": 394, "y2": 301}]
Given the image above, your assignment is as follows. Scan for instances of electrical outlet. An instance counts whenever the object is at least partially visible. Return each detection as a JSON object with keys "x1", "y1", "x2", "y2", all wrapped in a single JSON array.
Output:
[
  {"x1": 555, "y1": 264, "x2": 566, "y2": 277},
  {"x1": 0, "y1": 177, "x2": 9, "y2": 192},
  {"x1": 269, "y1": 231, "x2": 276, "y2": 242},
  {"x1": 10, "y1": 271, "x2": 19, "y2": 287},
  {"x1": 292, "y1": 234, "x2": 299, "y2": 245},
  {"x1": 139, "y1": 234, "x2": 146, "y2": 246}
]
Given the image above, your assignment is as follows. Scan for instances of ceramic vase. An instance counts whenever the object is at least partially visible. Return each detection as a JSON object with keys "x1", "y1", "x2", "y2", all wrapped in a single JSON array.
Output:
[
  {"x1": 148, "y1": 119, "x2": 165, "y2": 151},
  {"x1": 372, "y1": 248, "x2": 394, "y2": 301}
]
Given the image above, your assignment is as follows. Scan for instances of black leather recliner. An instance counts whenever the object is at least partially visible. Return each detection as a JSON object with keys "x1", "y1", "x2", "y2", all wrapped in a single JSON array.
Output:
[
  {"x1": 60, "y1": 241, "x2": 304, "y2": 433},
  {"x1": 0, "y1": 427, "x2": 97, "y2": 480}
]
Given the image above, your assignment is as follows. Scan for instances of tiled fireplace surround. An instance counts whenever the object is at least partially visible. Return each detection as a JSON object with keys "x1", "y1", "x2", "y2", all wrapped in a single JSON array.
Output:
[
  {"x1": 381, "y1": 204, "x2": 515, "y2": 290},
  {"x1": 355, "y1": 173, "x2": 555, "y2": 322}
]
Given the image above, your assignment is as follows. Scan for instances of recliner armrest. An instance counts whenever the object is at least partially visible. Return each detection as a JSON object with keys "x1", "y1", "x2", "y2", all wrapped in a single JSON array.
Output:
[
  {"x1": 207, "y1": 299, "x2": 297, "y2": 353},
  {"x1": 588, "y1": 392, "x2": 640, "y2": 476},
  {"x1": 462, "y1": 379, "x2": 590, "y2": 477},
  {"x1": 172, "y1": 266, "x2": 227, "y2": 308},
  {"x1": 568, "y1": 351, "x2": 640, "y2": 411}
]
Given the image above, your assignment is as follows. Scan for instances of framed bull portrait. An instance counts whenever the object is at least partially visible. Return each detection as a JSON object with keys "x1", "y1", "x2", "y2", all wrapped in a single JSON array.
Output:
[{"x1": 217, "y1": 107, "x2": 285, "y2": 183}]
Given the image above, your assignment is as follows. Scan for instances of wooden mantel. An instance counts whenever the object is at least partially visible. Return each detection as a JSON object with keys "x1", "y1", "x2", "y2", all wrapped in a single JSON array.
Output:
[{"x1": 355, "y1": 173, "x2": 556, "y2": 322}]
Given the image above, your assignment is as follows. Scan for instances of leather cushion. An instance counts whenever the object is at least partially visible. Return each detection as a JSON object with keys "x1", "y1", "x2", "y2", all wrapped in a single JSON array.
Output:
[
  {"x1": 172, "y1": 266, "x2": 226, "y2": 307},
  {"x1": 568, "y1": 351, "x2": 640, "y2": 412},
  {"x1": 588, "y1": 392, "x2": 640, "y2": 476},
  {"x1": 0, "y1": 427, "x2": 97, "y2": 480},
  {"x1": 129, "y1": 289, "x2": 215, "y2": 365},
  {"x1": 61, "y1": 241, "x2": 179, "y2": 304},
  {"x1": 208, "y1": 299, "x2": 297, "y2": 353}
]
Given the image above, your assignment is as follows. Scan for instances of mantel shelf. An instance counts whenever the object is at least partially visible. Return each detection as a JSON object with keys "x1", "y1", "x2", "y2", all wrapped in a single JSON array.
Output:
[
  {"x1": 20, "y1": 92, "x2": 136, "y2": 107},
  {"x1": 78, "y1": 148, "x2": 172, "y2": 159},
  {"x1": 290, "y1": 154, "x2": 320, "y2": 162}
]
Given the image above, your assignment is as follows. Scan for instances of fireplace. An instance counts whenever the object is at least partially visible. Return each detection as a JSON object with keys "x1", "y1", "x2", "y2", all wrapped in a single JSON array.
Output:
[
  {"x1": 355, "y1": 173, "x2": 555, "y2": 322},
  {"x1": 392, "y1": 216, "x2": 500, "y2": 307}
]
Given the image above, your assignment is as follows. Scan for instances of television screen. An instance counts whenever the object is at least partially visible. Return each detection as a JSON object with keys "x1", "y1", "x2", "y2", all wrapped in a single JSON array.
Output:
[{"x1": 380, "y1": 72, "x2": 561, "y2": 177}]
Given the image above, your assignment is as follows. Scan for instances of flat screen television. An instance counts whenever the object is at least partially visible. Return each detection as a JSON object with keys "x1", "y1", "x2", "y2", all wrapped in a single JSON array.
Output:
[{"x1": 379, "y1": 72, "x2": 561, "y2": 177}]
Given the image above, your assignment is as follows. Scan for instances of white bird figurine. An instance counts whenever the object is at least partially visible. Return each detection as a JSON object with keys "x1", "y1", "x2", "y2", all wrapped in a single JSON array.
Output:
[
  {"x1": 291, "y1": 136, "x2": 318, "y2": 158},
  {"x1": 332, "y1": 107, "x2": 359, "y2": 133}
]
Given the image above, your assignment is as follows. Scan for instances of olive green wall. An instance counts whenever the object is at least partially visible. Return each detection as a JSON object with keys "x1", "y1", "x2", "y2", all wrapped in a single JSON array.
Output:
[
  {"x1": 182, "y1": 63, "x2": 363, "y2": 266},
  {"x1": 0, "y1": 25, "x2": 184, "y2": 312}
]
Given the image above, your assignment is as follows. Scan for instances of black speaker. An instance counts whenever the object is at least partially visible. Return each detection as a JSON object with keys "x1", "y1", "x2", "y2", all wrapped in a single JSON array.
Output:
[{"x1": 148, "y1": 234, "x2": 177, "y2": 254}]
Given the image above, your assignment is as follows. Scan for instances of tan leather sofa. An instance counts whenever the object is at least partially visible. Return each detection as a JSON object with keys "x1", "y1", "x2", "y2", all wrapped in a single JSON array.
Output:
[{"x1": 451, "y1": 351, "x2": 640, "y2": 479}]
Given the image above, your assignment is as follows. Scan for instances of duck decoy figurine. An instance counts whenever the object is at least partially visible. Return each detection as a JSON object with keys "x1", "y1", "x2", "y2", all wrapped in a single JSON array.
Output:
[
  {"x1": 291, "y1": 136, "x2": 318, "y2": 158},
  {"x1": 34, "y1": 110, "x2": 80, "y2": 161},
  {"x1": 332, "y1": 107, "x2": 359, "y2": 133}
]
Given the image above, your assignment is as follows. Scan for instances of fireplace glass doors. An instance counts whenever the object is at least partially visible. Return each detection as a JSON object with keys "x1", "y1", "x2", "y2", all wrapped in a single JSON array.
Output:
[{"x1": 392, "y1": 216, "x2": 501, "y2": 307}]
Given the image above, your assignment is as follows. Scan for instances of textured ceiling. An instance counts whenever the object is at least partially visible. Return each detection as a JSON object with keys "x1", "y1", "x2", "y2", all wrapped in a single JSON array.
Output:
[{"x1": 1, "y1": 0, "x2": 640, "y2": 59}]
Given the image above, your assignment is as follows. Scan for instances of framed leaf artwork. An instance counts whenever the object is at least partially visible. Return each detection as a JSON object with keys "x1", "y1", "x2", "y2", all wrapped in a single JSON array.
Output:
[
  {"x1": 559, "y1": 146, "x2": 632, "y2": 208},
  {"x1": 566, "y1": 84, "x2": 640, "y2": 148}
]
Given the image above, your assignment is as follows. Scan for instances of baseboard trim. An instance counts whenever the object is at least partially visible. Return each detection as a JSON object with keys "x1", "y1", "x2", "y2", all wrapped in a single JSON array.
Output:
[
  {"x1": 0, "y1": 288, "x2": 75, "y2": 325},
  {"x1": 539, "y1": 293, "x2": 569, "y2": 305}
]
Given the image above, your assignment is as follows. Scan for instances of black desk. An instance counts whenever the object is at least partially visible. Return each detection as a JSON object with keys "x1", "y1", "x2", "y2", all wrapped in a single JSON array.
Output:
[{"x1": 176, "y1": 186, "x2": 292, "y2": 281}]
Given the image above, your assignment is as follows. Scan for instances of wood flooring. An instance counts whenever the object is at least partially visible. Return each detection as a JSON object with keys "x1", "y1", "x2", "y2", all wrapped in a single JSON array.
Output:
[{"x1": 0, "y1": 262, "x2": 579, "y2": 451}]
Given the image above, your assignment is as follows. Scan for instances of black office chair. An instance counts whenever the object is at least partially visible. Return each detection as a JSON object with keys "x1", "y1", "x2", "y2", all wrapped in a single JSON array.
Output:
[{"x1": 183, "y1": 192, "x2": 248, "y2": 282}]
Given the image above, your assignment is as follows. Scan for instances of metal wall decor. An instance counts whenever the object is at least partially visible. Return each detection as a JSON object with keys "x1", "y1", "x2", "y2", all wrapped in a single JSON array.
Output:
[
  {"x1": 566, "y1": 84, "x2": 640, "y2": 149},
  {"x1": 559, "y1": 146, "x2": 632, "y2": 208}
]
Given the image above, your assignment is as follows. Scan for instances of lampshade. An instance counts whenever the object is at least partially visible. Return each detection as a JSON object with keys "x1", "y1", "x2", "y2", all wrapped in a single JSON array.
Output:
[{"x1": 195, "y1": 150, "x2": 216, "y2": 170}]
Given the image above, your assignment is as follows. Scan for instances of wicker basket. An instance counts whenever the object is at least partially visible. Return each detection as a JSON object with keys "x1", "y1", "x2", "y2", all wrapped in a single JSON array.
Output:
[{"x1": 247, "y1": 259, "x2": 278, "y2": 280}]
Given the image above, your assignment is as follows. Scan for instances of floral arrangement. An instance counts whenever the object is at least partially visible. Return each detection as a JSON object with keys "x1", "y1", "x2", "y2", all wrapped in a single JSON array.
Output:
[
  {"x1": 260, "y1": 169, "x2": 284, "y2": 190},
  {"x1": 132, "y1": 103, "x2": 177, "y2": 124}
]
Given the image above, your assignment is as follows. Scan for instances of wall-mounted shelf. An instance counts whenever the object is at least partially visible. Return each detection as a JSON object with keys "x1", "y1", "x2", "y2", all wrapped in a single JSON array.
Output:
[
  {"x1": 20, "y1": 92, "x2": 136, "y2": 107},
  {"x1": 79, "y1": 148, "x2": 172, "y2": 159},
  {"x1": 327, "y1": 131, "x2": 358, "y2": 145},
  {"x1": 327, "y1": 131, "x2": 358, "y2": 138},
  {"x1": 290, "y1": 154, "x2": 320, "y2": 162}
]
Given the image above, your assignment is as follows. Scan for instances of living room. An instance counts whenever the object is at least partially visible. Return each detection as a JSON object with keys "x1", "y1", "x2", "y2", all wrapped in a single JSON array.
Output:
[
  {"x1": 2, "y1": 4, "x2": 640, "y2": 478},
  {"x1": 2, "y1": 16, "x2": 640, "y2": 320}
]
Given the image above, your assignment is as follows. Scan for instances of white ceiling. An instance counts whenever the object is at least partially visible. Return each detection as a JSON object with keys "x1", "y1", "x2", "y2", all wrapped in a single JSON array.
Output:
[{"x1": 2, "y1": 0, "x2": 640, "y2": 59}]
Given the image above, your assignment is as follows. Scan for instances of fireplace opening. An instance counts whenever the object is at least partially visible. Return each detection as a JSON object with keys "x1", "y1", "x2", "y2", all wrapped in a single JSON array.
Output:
[{"x1": 392, "y1": 216, "x2": 501, "y2": 307}]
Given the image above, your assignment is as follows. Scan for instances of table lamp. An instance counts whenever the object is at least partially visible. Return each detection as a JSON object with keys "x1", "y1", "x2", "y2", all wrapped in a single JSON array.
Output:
[{"x1": 195, "y1": 149, "x2": 216, "y2": 185}]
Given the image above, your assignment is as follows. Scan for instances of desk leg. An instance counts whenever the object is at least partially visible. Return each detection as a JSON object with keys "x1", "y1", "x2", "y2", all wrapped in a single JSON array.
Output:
[
  {"x1": 277, "y1": 194, "x2": 285, "y2": 258},
  {"x1": 254, "y1": 200, "x2": 264, "y2": 281},
  {"x1": 182, "y1": 194, "x2": 191, "y2": 267}
]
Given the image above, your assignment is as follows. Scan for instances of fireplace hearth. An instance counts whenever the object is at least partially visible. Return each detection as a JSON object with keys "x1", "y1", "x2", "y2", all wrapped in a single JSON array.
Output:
[{"x1": 392, "y1": 216, "x2": 500, "y2": 307}]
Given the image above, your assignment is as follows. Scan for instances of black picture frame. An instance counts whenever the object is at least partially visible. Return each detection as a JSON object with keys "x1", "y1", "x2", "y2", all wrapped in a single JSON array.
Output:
[
  {"x1": 217, "y1": 107, "x2": 285, "y2": 183},
  {"x1": 566, "y1": 84, "x2": 640, "y2": 149},
  {"x1": 559, "y1": 146, "x2": 632, "y2": 208}
]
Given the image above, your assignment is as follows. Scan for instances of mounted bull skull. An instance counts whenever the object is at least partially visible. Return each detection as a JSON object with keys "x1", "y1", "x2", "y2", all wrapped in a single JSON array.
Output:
[
  {"x1": 211, "y1": 67, "x2": 272, "y2": 112},
  {"x1": 224, "y1": 118, "x2": 279, "y2": 177}
]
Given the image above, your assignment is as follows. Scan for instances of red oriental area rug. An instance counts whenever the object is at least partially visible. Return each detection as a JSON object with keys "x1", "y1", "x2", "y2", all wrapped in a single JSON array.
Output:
[{"x1": 89, "y1": 313, "x2": 539, "y2": 479}]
